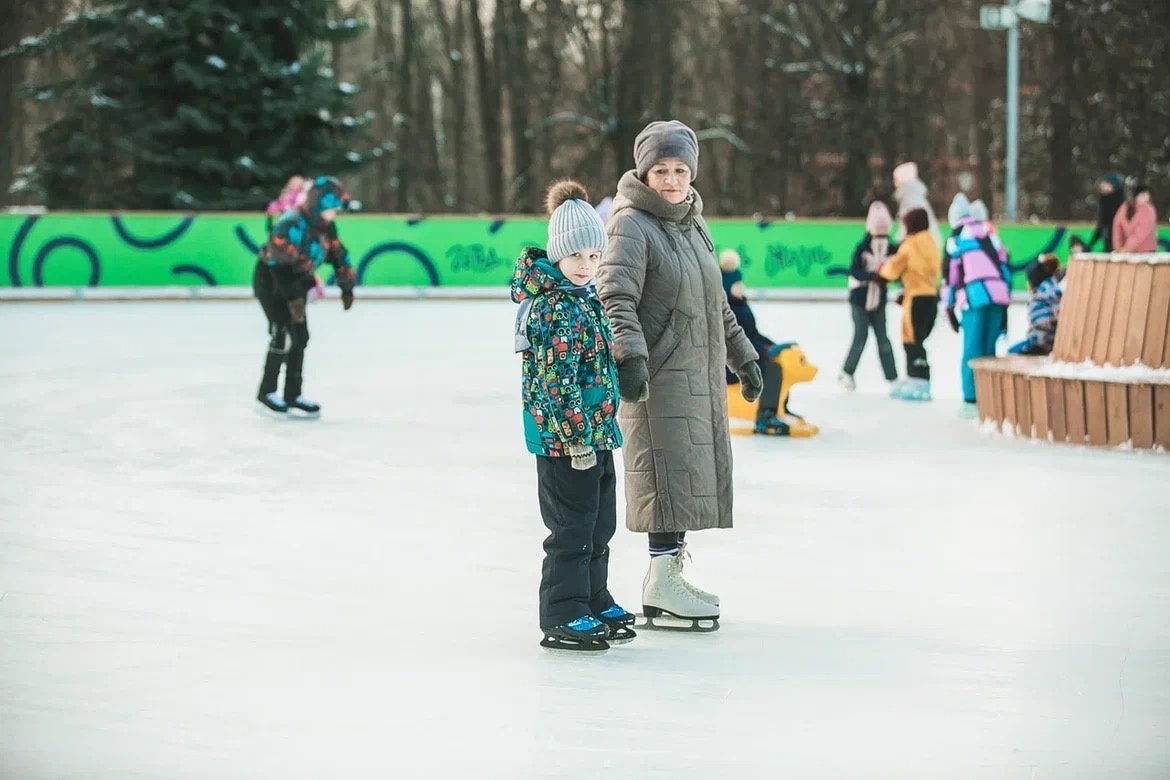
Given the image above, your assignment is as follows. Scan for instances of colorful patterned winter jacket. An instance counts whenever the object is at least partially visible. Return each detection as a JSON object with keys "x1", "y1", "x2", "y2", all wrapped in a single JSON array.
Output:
[
  {"x1": 944, "y1": 217, "x2": 1012, "y2": 311},
  {"x1": 260, "y1": 177, "x2": 356, "y2": 298},
  {"x1": 1024, "y1": 277, "x2": 1062, "y2": 353},
  {"x1": 511, "y1": 247, "x2": 623, "y2": 458}
]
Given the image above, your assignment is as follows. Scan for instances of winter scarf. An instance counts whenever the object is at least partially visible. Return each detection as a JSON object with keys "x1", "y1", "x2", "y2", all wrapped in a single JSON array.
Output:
[{"x1": 862, "y1": 237, "x2": 890, "y2": 311}]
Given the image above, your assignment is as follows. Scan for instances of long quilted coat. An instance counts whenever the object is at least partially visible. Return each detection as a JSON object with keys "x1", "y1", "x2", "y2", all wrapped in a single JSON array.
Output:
[{"x1": 596, "y1": 171, "x2": 758, "y2": 533}]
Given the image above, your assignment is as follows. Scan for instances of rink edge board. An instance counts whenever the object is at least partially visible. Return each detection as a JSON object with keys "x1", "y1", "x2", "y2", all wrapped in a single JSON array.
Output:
[
  {"x1": 6, "y1": 211, "x2": 1166, "y2": 290},
  {"x1": 0, "y1": 286, "x2": 1036, "y2": 303}
]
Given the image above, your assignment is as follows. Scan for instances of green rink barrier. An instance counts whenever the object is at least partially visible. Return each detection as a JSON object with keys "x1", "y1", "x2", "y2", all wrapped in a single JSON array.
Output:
[{"x1": 3, "y1": 212, "x2": 1167, "y2": 289}]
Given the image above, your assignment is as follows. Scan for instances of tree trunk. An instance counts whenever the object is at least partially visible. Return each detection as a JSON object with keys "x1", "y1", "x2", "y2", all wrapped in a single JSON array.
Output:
[
  {"x1": 0, "y1": 0, "x2": 26, "y2": 205},
  {"x1": 1046, "y1": 13, "x2": 1075, "y2": 219},
  {"x1": 371, "y1": 0, "x2": 394, "y2": 210},
  {"x1": 451, "y1": 0, "x2": 468, "y2": 211},
  {"x1": 612, "y1": 0, "x2": 654, "y2": 177},
  {"x1": 841, "y1": 71, "x2": 871, "y2": 217},
  {"x1": 395, "y1": 0, "x2": 415, "y2": 212},
  {"x1": 500, "y1": 0, "x2": 532, "y2": 212},
  {"x1": 468, "y1": 0, "x2": 503, "y2": 211}
]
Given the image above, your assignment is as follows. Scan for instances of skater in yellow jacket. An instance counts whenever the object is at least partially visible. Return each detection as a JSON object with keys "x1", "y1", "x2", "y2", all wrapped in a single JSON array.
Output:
[{"x1": 880, "y1": 208, "x2": 942, "y2": 401}]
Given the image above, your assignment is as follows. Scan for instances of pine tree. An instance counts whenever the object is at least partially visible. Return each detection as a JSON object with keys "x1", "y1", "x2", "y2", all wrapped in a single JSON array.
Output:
[{"x1": 5, "y1": 0, "x2": 384, "y2": 210}]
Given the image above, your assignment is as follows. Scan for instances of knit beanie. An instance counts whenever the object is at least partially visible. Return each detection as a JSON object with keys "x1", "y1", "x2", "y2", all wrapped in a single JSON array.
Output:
[
  {"x1": 865, "y1": 201, "x2": 892, "y2": 235},
  {"x1": 947, "y1": 193, "x2": 973, "y2": 227},
  {"x1": 1026, "y1": 254, "x2": 1059, "y2": 289},
  {"x1": 893, "y1": 162, "x2": 919, "y2": 188},
  {"x1": 545, "y1": 180, "x2": 607, "y2": 263},
  {"x1": 719, "y1": 248, "x2": 741, "y2": 272},
  {"x1": 634, "y1": 120, "x2": 700, "y2": 181}
]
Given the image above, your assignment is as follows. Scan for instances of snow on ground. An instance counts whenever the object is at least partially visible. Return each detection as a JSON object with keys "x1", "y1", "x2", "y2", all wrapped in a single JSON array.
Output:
[{"x1": 1, "y1": 299, "x2": 1168, "y2": 779}]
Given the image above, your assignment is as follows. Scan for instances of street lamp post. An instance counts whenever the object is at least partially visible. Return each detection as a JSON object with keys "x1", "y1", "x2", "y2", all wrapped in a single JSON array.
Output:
[{"x1": 979, "y1": 0, "x2": 1050, "y2": 222}]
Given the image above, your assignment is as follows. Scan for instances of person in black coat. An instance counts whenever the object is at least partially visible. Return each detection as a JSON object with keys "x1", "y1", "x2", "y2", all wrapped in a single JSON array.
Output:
[
  {"x1": 838, "y1": 201, "x2": 899, "y2": 391},
  {"x1": 1086, "y1": 173, "x2": 1126, "y2": 252},
  {"x1": 720, "y1": 250, "x2": 788, "y2": 434}
]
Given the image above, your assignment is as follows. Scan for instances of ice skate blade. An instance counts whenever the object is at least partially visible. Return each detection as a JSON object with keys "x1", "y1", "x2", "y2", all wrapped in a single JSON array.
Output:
[
  {"x1": 540, "y1": 636, "x2": 609, "y2": 654},
  {"x1": 637, "y1": 608, "x2": 720, "y2": 633},
  {"x1": 286, "y1": 408, "x2": 321, "y2": 420},
  {"x1": 254, "y1": 402, "x2": 288, "y2": 419},
  {"x1": 603, "y1": 625, "x2": 637, "y2": 645}
]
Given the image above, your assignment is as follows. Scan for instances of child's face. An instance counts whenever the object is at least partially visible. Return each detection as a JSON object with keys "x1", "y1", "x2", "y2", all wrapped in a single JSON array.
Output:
[
  {"x1": 1135, "y1": 191, "x2": 1151, "y2": 207},
  {"x1": 558, "y1": 249, "x2": 602, "y2": 286}
]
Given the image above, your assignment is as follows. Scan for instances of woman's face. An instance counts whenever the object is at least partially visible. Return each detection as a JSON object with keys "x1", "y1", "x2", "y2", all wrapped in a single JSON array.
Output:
[
  {"x1": 1135, "y1": 191, "x2": 1151, "y2": 207},
  {"x1": 646, "y1": 158, "x2": 692, "y2": 205}
]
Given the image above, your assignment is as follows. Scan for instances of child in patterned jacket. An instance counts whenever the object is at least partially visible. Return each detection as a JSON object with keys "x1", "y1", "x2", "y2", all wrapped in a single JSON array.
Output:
[
  {"x1": 511, "y1": 179, "x2": 634, "y2": 654},
  {"x1": 254, "y1": 176, "x2": 356, "y2": 418},
  {"x1": 1008, "y1": 254, "x2": 1062, "y2": 356}
]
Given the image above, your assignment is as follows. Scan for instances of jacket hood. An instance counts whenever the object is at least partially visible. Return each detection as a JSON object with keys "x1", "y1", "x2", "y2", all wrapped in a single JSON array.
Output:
[
  {"x1": 510, "y1": 247, "x2": 562, "y2": 303},
  {"x1": 612, "y1": 169, "x2": 704, "y2": 224},
  {"x1": 302, "y1": 176, "x2": 352, "y2": 227},
  {"x1": 510, "y1": 246, "x2": 597, "y2": 304}
]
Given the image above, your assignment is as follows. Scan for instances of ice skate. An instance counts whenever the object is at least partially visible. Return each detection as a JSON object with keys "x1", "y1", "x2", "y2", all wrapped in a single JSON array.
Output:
[
  {"x1": 754, "y1": 413, "x2": 791, "y2": 436},
  {"x1": 837, "y1": 371, "x2": 856, "y2": 391},
  {"x1": 676, "y1": 541, "x2": 719, "y2": 607},
  {"x1": 256, "y1": 391, "x2": 287, "y2": 417},
  {"x1": 893, "y1": 378, "x2": 932, "y2": 401},
  {"x1": 959, "y1": 401, "x2": 979, "y2": 419},
  {"x1": 639, "y1": 555, "x2": 719, "y2": 633},
  {"x1": 596, "y1": 604, "x2": 637, "y2": 645},
  {"x1": 286, "y1": 395, "x2": 321, "y2": 419},
  {"x1": 540, "y1": 615, "x2": 610, "y2": 654}
]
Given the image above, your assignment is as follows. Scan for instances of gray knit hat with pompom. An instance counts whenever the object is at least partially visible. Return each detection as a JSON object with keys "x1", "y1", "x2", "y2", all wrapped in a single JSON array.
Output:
[{"x1": 546, "y1": 180, "x2": 607, "y2": 263}]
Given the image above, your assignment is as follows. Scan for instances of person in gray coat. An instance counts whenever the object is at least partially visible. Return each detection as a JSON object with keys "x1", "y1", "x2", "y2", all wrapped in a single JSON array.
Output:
[{"x1": 596, "y1": 120, "x2": 761, "y2": 631}]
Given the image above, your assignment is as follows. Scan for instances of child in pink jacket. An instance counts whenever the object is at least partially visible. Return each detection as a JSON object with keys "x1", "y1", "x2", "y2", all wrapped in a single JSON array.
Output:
[{"x1": 1112, "y1": 185, "x2": 1158, "y2": 253}]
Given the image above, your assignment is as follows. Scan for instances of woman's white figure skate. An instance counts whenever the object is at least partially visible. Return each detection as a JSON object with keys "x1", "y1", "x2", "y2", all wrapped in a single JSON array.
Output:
[
  {"x1": 639, "y1": 554, "x2": 720, "y2": 632},
  {"x1": 676, "y1": 541, "x2": 719, "y2": 607}
]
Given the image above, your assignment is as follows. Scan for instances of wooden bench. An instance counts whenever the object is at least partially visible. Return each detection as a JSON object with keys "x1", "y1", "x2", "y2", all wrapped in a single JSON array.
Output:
[{"x1": 972, "y1": 253, "x2": 1170, "y2": 451}]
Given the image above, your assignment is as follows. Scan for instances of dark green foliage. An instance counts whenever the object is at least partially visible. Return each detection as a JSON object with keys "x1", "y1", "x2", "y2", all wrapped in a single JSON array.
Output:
[{"x1": 5, "y1": 0, "x2": 384, "y2": 210}]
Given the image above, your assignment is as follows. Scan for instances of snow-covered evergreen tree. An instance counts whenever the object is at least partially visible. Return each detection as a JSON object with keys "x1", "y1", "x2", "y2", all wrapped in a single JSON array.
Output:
[{"x1": 9, "y1": 0, "x2": 378, "y2": 209}]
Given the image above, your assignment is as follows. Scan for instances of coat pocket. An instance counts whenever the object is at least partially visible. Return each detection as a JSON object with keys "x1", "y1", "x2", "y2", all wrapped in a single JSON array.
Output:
[{"x1": 647, "y1": 310, "x2": 686, "y2": 378}]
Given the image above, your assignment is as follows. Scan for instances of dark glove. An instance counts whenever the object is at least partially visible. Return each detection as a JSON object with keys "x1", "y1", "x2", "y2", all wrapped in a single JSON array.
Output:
[
  {"x1": 288, "y1": 298, "x2": 307, "y2": 323},
  {"x1": 341, "y1": 290, "x2": 354, "y2": 311},
  {"x1": 617, "y1": 357, "x2": 649, "y2": 402},
  {"x1": 566, "y1": 444, "x2": 597, "y2": 471},
  {"x1": 736, "y1": 361, "x2": 763, "y2": 402},
  {"x1": 894, "y1": 292, "x2": 905, "y2": 306},
  {"x1": 947, "y1": 308, "x2": 961, "y2": 333}
]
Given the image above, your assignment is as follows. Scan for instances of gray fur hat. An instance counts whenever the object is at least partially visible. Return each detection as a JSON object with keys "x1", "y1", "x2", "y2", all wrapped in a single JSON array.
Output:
[
  {"x1": 545, "y1": 180, "x2": 607, "y2": 263},
  {"x1": 634, "y1": 120, "x2": 699, "y2": 181}
]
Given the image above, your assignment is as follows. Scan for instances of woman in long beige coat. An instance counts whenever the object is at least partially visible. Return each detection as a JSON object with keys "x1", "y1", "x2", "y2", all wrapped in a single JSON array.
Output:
[{"x1": 596, "y1": 120, "x2": 761, "y2": 630}]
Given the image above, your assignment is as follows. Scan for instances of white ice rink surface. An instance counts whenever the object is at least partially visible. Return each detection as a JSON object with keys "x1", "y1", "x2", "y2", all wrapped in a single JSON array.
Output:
[{"x1": 2, "y1": 299, "x2": 1169, "y2": 780}]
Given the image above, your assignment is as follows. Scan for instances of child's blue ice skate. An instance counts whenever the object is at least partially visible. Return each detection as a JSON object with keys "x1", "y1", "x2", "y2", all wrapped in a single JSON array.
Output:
[
  {"x1": 540, "y1": 615, "x2": 610, "y2": 653},
  {"x1": 597, "y1": 604, "x2": 637, "y2": 645},
  {"x1": 754, "y1": 413, "x2": 791, "y2": 436},
  {"x1": 893, "y1": 378, "x2": 932, "y2": 402}
]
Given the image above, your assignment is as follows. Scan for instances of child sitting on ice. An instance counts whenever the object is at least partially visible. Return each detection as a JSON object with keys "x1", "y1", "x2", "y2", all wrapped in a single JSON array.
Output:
[
  {"x1": 1008, "y1": 254, "x2": 1062, "y2": 356},
  {"x1": 511, "y1": 179, "x2": 634, "y2": 654}
]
